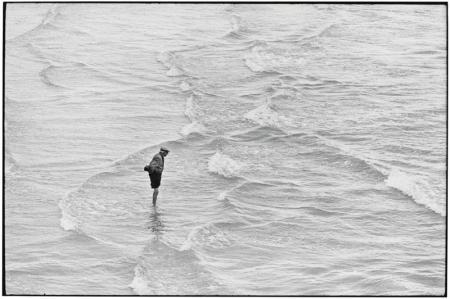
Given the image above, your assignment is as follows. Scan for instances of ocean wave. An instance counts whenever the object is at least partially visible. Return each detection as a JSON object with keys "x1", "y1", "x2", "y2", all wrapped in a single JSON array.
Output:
[
  {"x1": 180, "y1": 121, "x2": 207, "y2": 136},
  {"x1": 244, "y1": 98, "x2": 293, "y2": 129},
  {"x1": 244, "y1": 44, "x2": 271, "y2": 73},
  {"x1": 182, "y1": 223, "x2": 235, "y2": 253},
  {"x1": 310, "y1": 133, "x2": 445, "y2": 216},
  {"x1": 130, "y1": 240, "x2": 228, "y2": 295},
  {"x1": 58, "y1": 196, "x2": 79, "y2": 231},
  {"x1": 208, "y1": 151, "x2": 243, "y2": 178},
  {"x1": 179, "y1": 225, "x2": 203, "y2": 252},
  {"x1": 180, "y1": 221, "x2": 246, "y2": 252},
  {"x1": 129, "y1": 265, "x2": 153, "y2": 295},
  {"x1": 244, "y1": 99, "x2": 279, "y2": 127},
  {"x1": 57, "y1": 176, "x2": 153, "y2": 259},
  {"x1": 244, "y1": 43, "x2": 304, "y2": 74},
  {"x1": 385, "y1": 169, "x2": 445, "y2": 216},
  {"x1": 181, "y1": 95, "x2": 207, "y2": 136},
  {"x1": 311, "y1": 133, "x2": 390, "y2": 174},
  {"x1": 38, "y1": 62, "x2": 135, "y2": 90}
]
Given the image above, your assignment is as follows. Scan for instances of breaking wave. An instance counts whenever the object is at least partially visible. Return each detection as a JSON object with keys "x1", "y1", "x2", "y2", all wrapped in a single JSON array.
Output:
[
  {"x1": 244, "y1": 44, "x2": 273, "y2": 73},
  {"x1": 313, "y1": 133, "x2": 445, "y2": 216},
  {"x1": 208, "y1": 151, "x2": 243, "y2": 178},
  {"x1": 385, "y1": 169, "x2": 445, "y2": 216},
  {"x1": 181, "y1": 94, "x2": 206, "y2": 136},
  {"x1": 129, "y1": 240, "x2": 228, "y2": 295},
  {"x1": 244, "y1": 98, "x2": 292, "y2": 128}
]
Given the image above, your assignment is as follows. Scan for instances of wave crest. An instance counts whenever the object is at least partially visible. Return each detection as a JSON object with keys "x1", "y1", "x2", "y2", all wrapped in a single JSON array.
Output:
[
  {"x1": 129, "y1": 264, "x2": 153, "y2": 295},
  {"x1": 208, "y1": 151, "x2": 242, "y2": 178},
  {"x1": 181, "y1": 95, "x2": 206, "y2": 136},
  {"x1": 385, "y1": 169, "x2": 445, "y2": 216},
  {"x1": 244, "y1": 99, "x2": 292, "y2": 128},
  {"x1": 129, "y1": 240, "x2": 228, "y2": 295},
  {"x1": 244, "y1": 43, "x2": 304, "y2": 74}
]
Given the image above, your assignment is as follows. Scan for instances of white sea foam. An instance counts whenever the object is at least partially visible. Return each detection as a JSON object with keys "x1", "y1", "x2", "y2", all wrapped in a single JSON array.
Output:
[
  {"x1": 129, "y1": 265, "x2": 152, "y2": 295},
  {"x1": 60, "y1": 213, "x2": 78, "y2": 231},
  {"x1": 208, "y1": 152, "x2": 242, "y2": 178},
  {"x1": 244, "y1": 43, "x2": 304, "y2": 73},
  {"x1": 180, "y1": 222, "x2": 232, "y2": 252},
  {"x1": 244, "y1": 45, "x2": 267, "y2": 72},
  {"x1": 245, "y1": 102, "x2": 279, "y2": 127},
  {"x1": 245, "y1": 98, "x2": 292, "y2": 128},
  {"x1": 58, "y1": 199, "x2": 79, "y2": 231},
  {"x1": 385, "y1": 168, "x2": 445, "y2": 216},
  {"x1": 181, "y1": 95, "x2": 206, "y2": 136}
]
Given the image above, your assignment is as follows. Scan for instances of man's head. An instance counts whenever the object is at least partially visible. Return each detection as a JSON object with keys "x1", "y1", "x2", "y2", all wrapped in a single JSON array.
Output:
[{"x1": 160, "y1": 147, "x2": 170, "y2": 157}]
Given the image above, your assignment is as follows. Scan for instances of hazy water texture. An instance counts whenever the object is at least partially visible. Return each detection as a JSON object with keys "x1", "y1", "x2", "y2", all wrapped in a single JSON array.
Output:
[{"x1": 5, "y1": 3, "x2": 447, "y2": 295}]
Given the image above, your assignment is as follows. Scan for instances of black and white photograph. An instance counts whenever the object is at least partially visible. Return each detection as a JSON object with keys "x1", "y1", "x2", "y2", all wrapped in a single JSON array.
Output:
[{"x1": 3, "y1": 1, "x2": 447, "y2": 296}]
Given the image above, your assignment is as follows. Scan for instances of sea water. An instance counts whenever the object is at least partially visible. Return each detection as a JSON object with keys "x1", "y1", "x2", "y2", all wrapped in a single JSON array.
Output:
[{"x1": 5, "y1": 4, "x2": 446, "y2": 295}]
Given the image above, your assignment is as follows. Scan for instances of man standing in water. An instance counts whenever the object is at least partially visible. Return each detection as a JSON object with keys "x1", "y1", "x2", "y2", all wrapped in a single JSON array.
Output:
[{"x1": 145, "y1": 147, "x2": 170, "y2": 206}]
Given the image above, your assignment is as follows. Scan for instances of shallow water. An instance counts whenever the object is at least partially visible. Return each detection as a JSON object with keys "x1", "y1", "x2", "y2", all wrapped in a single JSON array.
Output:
[{"x1": 5, "y1": 3, "x2": 446, "y2": 295}]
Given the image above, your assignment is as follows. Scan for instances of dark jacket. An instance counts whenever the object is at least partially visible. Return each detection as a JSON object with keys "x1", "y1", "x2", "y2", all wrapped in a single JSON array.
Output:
[{"x1": 148, "y1": 152, "x2": 164, "y2": 174}]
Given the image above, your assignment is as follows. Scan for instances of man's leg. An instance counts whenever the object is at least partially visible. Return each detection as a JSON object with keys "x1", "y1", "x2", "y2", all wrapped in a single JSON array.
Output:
[{"x1": 153, "y1": 188, "x2": 159, "y2": 206}]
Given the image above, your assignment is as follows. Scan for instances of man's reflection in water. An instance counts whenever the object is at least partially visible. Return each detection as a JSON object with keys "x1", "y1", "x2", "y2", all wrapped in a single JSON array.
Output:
[{"x1": 149, "y1": 206, "x2": 164, "y2": 239}]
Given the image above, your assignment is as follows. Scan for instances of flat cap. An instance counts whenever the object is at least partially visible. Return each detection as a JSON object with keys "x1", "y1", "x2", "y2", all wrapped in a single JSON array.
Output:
[{"x1": 160, "y1": 146, "x2": 170, "y2": 152}]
